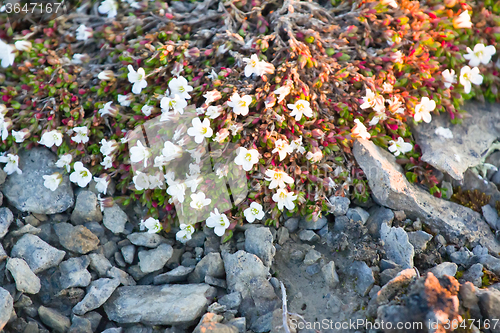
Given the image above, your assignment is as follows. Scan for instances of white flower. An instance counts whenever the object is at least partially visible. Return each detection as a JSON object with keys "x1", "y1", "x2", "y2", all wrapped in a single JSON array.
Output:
[
  {"x1": 161, "y1": 141, "x2": 183, "y2": 162},
  {"x1": 14, "y1": 40, "x2": 32, "y2": 52},
  {"x1": 0, "y1": 40, "x2": 15, "y2": 68},
  {"x1": 214, "y1": 129, "x2": 229, "y2": 143},
  {"x1": 453, "y1": 11, "x2": 472, "y2": 29},
  {"x1": 176, "y1": 224, "x2": 195, "y2": 243},
  {"x1": 265, "y1": 169, "x2": 294, "y2": 189},
  {"x1": 272, "y1": 139, "x2": 293, "y2": 161},
  {"x1": 185, "y1": 173, "x2": 202, "y2": 192},
  {"x1": 272, "y1": 188, "x2": 297, "y2": 211},
  {"x1": 287, "y1": 99, "x2": 313, "y2": 121},
  {"x1": 148, "y1": 173, "x2": 163, "y2": 189},
  {"x1": 43, "y1": 173, "x2": 62, "y2": 191},
  {"x1": 381, "y1": 0, "x2": 397, "y2": 8},
  {"x1": 435, "y1": 127, "x2": 453, "y2": 139},
  {"x1": 160, "y1": 110, "x2": 175, "y2": 122},
  {"x1": 205, "y1": 106, "x2": 223, "y2": 119},
  {"x1": 388, "y1": 137, "x2": 412, "y2": 156},
  {"x1": 189, "y1": 163, "x2": 201, "y2": 175},
  {"x1": 229, "y1": 123, "x2": 243, "y2": 136},
  {"x1": 274, "y1": 85, "x2": 291, "y2": 103},
  {"x1": 351, "y1": 119, "x2": 371, "y2": 140},
  {"x1": 141, "y1": 217, "x2": 162, "y2": 234},
  {"x1": 117, "y1": 94, "x2": 134, "y2": 107},
  {"x1": 72, "y1": 54, "x2": 88, "y2": 64},
  {"x1": 382, "y1": 82, "x2": 393, "y2": 93},
  {"x1": 94, "y1": 176, "x2": 110, "y2": 194},
  {"x1": 234, "y1": 147, "x2": 259, "y2": 171},
  {"x1": 98, "y1": 70, "x2": 114, "y2": 81},
  {"x1": 76, "y1": 25, "x2": 92, "y2": 41},
  {"x1": 187, "y1": 118, "x2": 213, "y2": 144},
  {"x1": 243, "y1": 202, "x2": 265, "y2": 223},
  {"x1": 99, "y1": 102, "x2": 118, "y2": 117},
  {"x1": 0, "y1": 154, "x2": 22, "y2": 175},
  {"x1": 360, "y1": 89, "x2": 377, "y2": 110},
  {"x1": 203, "y1": 90, "x2": 221, "y2": 105},
  {"x1": 39, "y1": 130, "x2": 63, "y2": 148},
  {"x1": 69, "y1": 161, "x2": 92, "y2": 187},
  {"x1": 71, "y1": 126, "x2": 89, "y2": 144},
  {"x1": 190, "y1": 192, "x2": 211, "y2": 210},
  {"x1": 11, "y1": 130, "x2": 27, "y2": 143},
  {"x1": 132, "y1": 171, "x2": 150, "y2": 190},
  {"x1": 215, "y1": 165, "x2": 228, "y2": 179},
  {"x1": 56, "y1": 154, "x2": 72, "y2": 172},
  {"x1": 414, "y1": 97, "x2": 435, "y2": 123},
  {"x1": 167, "y1": 180, "x2": 186, "y2": 203},
  {"x1": 101, "y1": 155, "x2": 113, "y2": 169},
  {"x1": 98, "y1": 0, "x2": 118, "y2": 18},
  {"x1": 459, "y1": 66, "x2": 483, "y2": 94},
  {"x1": 442, "y1": 69, "x2": 457, "y2": 88},
  {"x1": 392, "y1": 51, "x2": 404, "y2": 64},
  {"x1": 227, "y1": 93, "x2": 252, "y2": 116},
  {"x1": 207, "y1": 69, "x2": 218, "y2": 81},
  {"x1": 141, "y1": 105, "x2": 154, "y2": 116},
  {"x1": 127, "y1": 65, "x2": 148, "y2": 94},
  {"x1": 242, "y1": 54, "x2": 275, "y2": 77},
  {"x1": 160, "y1": 94, "x2": 187, "y2": 114},
  {"x1": 130, "y1": 141, "x2": 151, "y2": 167},
  {"x1": 388, "y1": 96, "x2": 405, "y2": 114},
  {"x1": 290, "y1": 137, "x2": 306, "y2": 154},
  {"x1": 306, "y1": 150, "x2": 323, "y2": 162},
  {"x1": 100, "y1": 138, "x2": 118, "y2": 156},
  {"x1": 187, "y1": 146, "x2": 206, "y2": 163},
  {"x1": 368, "y1": 110, "x2": 387, "y2": 126},
  {"x1": 205, "y1": 208, "x2": 230, "y2": 237},
  {"x1": 464, "y1": 44, "x2": 496, "y2": 67},
  {"x1": 168, "y1": 76, "x2": 193, "y2": 100}
]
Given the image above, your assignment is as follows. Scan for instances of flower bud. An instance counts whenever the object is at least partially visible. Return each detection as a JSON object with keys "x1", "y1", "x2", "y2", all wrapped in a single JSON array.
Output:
[{"x1": 14, "y1": 40, "x2": 32, "y2": 52}]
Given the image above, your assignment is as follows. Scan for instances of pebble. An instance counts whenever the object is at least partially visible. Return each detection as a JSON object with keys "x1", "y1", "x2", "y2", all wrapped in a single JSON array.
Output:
[
  {"x1": 59, "y1": 256, "x2": 92, "y2": 289},
  {"x1": 0, "y1": 287, "x2": 13, "y2": 330},
  {"x1": 303, "y1": 249, "x2": 322, "y2": 265},
  {"x1": 218, "y1": 292, "x2": 242, "y2": 309},
  {"x1": 380, "y1": 224, "x2": 414, "y2": 269},
  {"x1": 127, "y1": 232, "x2": 166, "y2": 248},
  {"x1": 299, "y1": 216, "x2": 328, "y2": 230},
  {"x1": 153, "y1": 266, "x2": 194, "y2": 284},
  {"x1": 298, "y1": 230, "x2": 319, "y2": 243},
  {"x1": 284, "y1": 217, "x2": 299, "y2": 233},
  {"x1": 11, "y1": 234, "x2": 66, "y2": 274},
  {"x1": 349, "y1": 261, "x2": 375, "y2": 296},
  {"x1": 70, "y1": 191, "x2": 103, "y2": 225},
  {"x1": 482, "y1": 205, "x2": 499, "y2": 230},
  {"x1": 103, "y1": 204, "x2": 128, "y2": 234},
  {"x1": 462, "y1": 263, "x2": 484, "y2": 287},
  {"x1": 328, "y1": 196, "x2": 350, "y2": 216},
  {"x1": 245, "y1": 227, "x2": 275, "y2": 267},
  {"x1": 346, "y1": 207, "x2": 370, "y2": 224},
  {"x1": 53, "y1": 223, "x2": 100, "y2": 254},
  {"x1": 120, "y1": 245, "x2": 135, "y2": 264},
  {"x1": 88, "y1": 253, "x2": 113, "y2": 277},
  {"x1": 138, "y1": 243, "x2": 173, "y2": 273},
  {"x1": 0, "y1": 207, "x2": 13, "y2": 238},
  {"x1": 321, "y1": 261, "x2": 339, "y2": 288},
  {"x1": 73, "y1": 278, "x2": 121, "y2": 315},
  {"x1": 188, "y1": 252, "x2": 225, "y2": 283},
  {"x1": 407, "y1": 231, "x2": 433, "y2": 253},
  {"x1": 430, "y1": 262, "x2": 458, "y2": 278},
  {"x1": 6, "y1": 258, "x2": 41, "y2": 294},
  {"x1": 38, "y1": 306, "x2": 71, "y2": 333}
]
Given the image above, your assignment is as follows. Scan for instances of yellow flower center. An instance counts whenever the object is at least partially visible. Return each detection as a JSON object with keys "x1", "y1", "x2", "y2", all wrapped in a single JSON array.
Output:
[
  {"x1": 201, "y1": 127, "x2": 207, "y2": 134},
  {"x1": 274, "y1": 173, "x2": 282, "y2": 180},
  {"x1": 238, "y1": 100, "x2": 247, "y2": 107},
  {"x1": 81, "y1": 171, "x2": 88, "y2": 177},
  {"x1": 279, "y1": 192, "x2": 286, "y2": 199},
  {"x1": 251, "y1": 208, "x2": 259, "y2": 215},
  {"x1": 245, "y1": 153, "x2": 252, "y2": 162},
  {"x1": 179, "y1": 86, "x2": 185, "y2": 93}
]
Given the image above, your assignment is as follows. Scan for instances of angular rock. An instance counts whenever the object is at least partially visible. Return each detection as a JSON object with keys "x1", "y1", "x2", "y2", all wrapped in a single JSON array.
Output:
[
  {"x1": 127, "y1": 232, "x2": 166, "y2": 248},
  {"x1": 103, "y1": 284, "x2": 216, "y2": 325},
  {"x1": 71, "y1": 191, "x2": 102, "y2": 225},
  {"x1": 88, "y1": 253, "x2": 112, "y2": 277},
  {"x1": 73, "y1": 278, "x2": 120, "y2": 315},
  {"x1": 276, "y1": 227, "x2": 289, "y2": 245},
  {"x1": 193, "y1": 313, "x2": 238, "y2": 333},
  {"x1": 6, "y1": 258, "x2": 41, "y2": 294},
  {"x1": 0, "y1": 244, "x2": 6, "y2": 262},
  {"x1": 69, "y1": 316, "x2": 93, "y2": 333},
  {"x1": 38, "y1": 306, "x2": 71, "y2": 333},
  {"x1": 380, "y1": 224, "x2": 414, "y2": 269},
  {"x1": 477, "y1": 254, "x2": 500, "y2": 275},
  {"x1": 353, "y1": 138, "x2": 500, "y2": 254},
  {"x1": 349, "y1": 261, "x2": 375, "y2": 296},
  {"x1": 0, "y1": 287, "x2": 13, "y2": 331},
  {"x1": 321, "y1": 261, "x2": 339, "y2": 288},
  {"x1": 328, "y1": 196, "x2": 350, "y2": 216},
  {"x1": 218, "y1": 292, "x2": 242, "y2": 309},
  {"x1": 462, "y1": 263, "x2": 483, "y2": 287},
  {"x1": 408, "y1": 231, "x2": 433, "y2": 253},
  {"x1": 188, "y1": 252, "x2": 225, "y2": 283},
  {"x1": 303, "y1": 249, "x2": 321, "y2": 265},
  {"x1": 478, "y1": 288, "x2": 500, "y2": 333},
  {"x1": 299, "y1": 216, "x2": 328, "y2": 230},
  {"x1": 377, "y1": 268, "x2": 417, "y2": 305},
  {"x1": 430, "y1": 262, "x2": 458, "y2": 278},
  {"x1": 365, "y1": 206, "x2": 394, "y2": 238},
  {"x1": 59, "y1": 256, "x2": 92, "y2": 289},
  {"x1": 245, "y1": 227, "x2": 275, "y2": 267},
  {"x1": 1, "y1": 148, "x2": 74, "y2": 214},
  {"x1": 346, "y1": 207, "x2": 370, "y2": 224},
  {"x1": 0, "y1": 207, "x2": 13, "y2": 239},
  {"x1": 106, "y1": 267, "x2": 136, "y2": 286},
  {"x1": 284, "y1": 217, "x2": 299, "y2": 233},
  {"x1": 154, "y1": 266, "x2": 194, "y2": 284},
  {"x1": 138, "y1": 243, "x2": 173, "y2": 273},
  {"x1": 103, "y1": 204, "x2": 128, "y2": 234},
  {"x1": 298, "y1": 230, "x2": 319, "y2": 243},
  {"x1": 54, "y1": 222, "x2": 100, "y2": 254},
  {"x1": 120, "y1": 245, "x2": 135, "y2": 264},
  {"x1": 482, "y1": 205, "x2": 499, "y2": 230},
  {"x1": 11, "y1": 234, "x2": 65, "y2": 273}
]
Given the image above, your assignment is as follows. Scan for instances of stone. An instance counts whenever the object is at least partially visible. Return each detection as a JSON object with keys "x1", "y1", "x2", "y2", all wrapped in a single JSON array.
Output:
[
  {"x1": 346, "y1": 207, "x2": 370, "y2": 224},
  {"x1": 53, "y1": 223, "x2": 100, "y2": 254},
  {"x1": 228, "y1": 317, "x2": 246, "y2": 333},
  {"x1": 477, "y1": 254, "x2": 500, "y2": 275},
  {"x1": 333, "y1": 215, "x2": 349, "y2": 232},
  {"x1": 0, "y1": 169, "x2": 6, "y2": 185},
  {"x1": 482, "y1": 205, "x2": 499, "y2": 230},
  {"x1": 120, "y1": 245, "x2": 135, "y2": 264},
  {"x1": 0, "y1": 207, "x2": 13, "y2": 238},
  {"x1": 9, "y1": 224, "x2": 41, "y2": 237},
  {"x1": 298, "y1": 230, "x2": 319, "y2": 243},
  {"x1": 462, "y1": 263, "x2": 484, "y2": 287},
  {"x1": 299, "y1": 216, "x2": 328, "y2": 230},
  {"x1": 377, "y1": 268, "x2": 417, "y2": 305},
  {"x1": 380, "y1": 268, "x2": 403, "y2": 286},
  {"x1": 59, "y1": 256, "x2": 92, "y2": 289},
  {"x1": 205, "y1": 275, "x2": 226, "y2": 288},
  {"x1": 0, "y1": 287, "x2": 13, "y2": 331},
  {"x1": 138, "y1": 243, "x2": 173, "y2": 273},
  {"x1": 103, "y1": 204, "x2": 128, "y2": 234},
  {"x1": 328, "y1": 196, "x2": 350, "y2": 216},
  {"x1": 430, "y1": 262, "x2": 458, "y2": 278},
  {"x1": 127, "y1": 232, "x2": 166, "y2": 248},
  {"x1": 380, "y1": 224, "x2": 414, "y2": 269},
  {"x1": 450, "y1": 247, "x2": 474, "y2": 266},
  {"x1": 188, "y1": 252, "x2": 225, "y2": 283},
  {"x1": 244, "y1": 227, "x2": 276, "y2": 267},
  {"x1": 106, "y1": 267, "x2": 136, "y2": 286},
  {"x1": 88, "y1": 253, "x2": 112, "y2": 277},
  {"x1": 103, "y1": 284, "x2": 216, "y2": 325},
  {"x1": 193, "y1": 313, "x2": 238, "y2": 333},
  {"x1": 218, "y1": 292, "x2": 242, "y2": 309},
  {"x1": 186, "y1": 232, "x2": 206, "y2": 248},
  {"x1": 70, "y1": 191, "x2": 102, "y2": 225},
  {"x1": 321, "y1": 261, "x2": 339, "y2": 288},
  {"x1": 38, "y1": 306, "x2": 71, "y2": 333},
  {"x1": 365, "y1": 206, "x2": 394, "y2": 238},
  {"x1": 11, "y1": 234, "x2": 65, "y2": 273},
  {"x1": 0, "y1": 244, "x2": 6, "y2": 262},
  {"x1": 69, "y1": 316, "x2": 92, "y2": 333},
  {"x1": 153, "y1": 266, "x2": 194, "y2": 284},
  {"x1": 303, "y1": 249, "x2": 322, "y2": 265},
  {"x1": 284, "y1": 217, "x2": 299, "y2": 232},
  {"x1": 380, "y1": 259, "x2": 400, "y2": 271},
  {"x1": 1, "y1": 148, "x2": 74, "y2": 214},
  {"x1": 276, "y1": 227, "x2": 289, "y2": 245},
  {"x1": 73, "y1": 278, "x2": 121, "y2": 315},
  {"x1": 305, "y1": 263, "x2": 321, "y2": 275},
  {"x1": 349, "y1": 261, "x2": 375, "y2": 296},
  {"x1": 101, "y1": 329, "x2": 123, "y2": 333},
  {"x1": 492, "y1": 170, "x2": 500, "y2": 186},
  {"x1": 407, "y1": 231, "x2": 433, "y2": 253},
  {"x1": 478, "y1": 288, "x2": 500, "y2": 332},
  {"x1": 6, "y1": 258, "x2": 41, "y2": 294},
  {"x1": 353, "y1": 138, "x2": 500, "y2": 254}
]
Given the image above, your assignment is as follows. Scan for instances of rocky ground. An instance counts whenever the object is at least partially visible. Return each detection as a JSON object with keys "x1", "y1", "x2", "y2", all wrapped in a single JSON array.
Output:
[{"x1": 1, "y1": 103, "x2": 500, "y2": 333}]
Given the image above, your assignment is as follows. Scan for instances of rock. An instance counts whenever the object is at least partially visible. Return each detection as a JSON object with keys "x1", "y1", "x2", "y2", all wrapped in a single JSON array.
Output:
[
  {"x1": 120, "y1": 245, "x2": 135, "y2": 264},
  {"x1": 38, "y1": 306, "x2": 71, "y2": 333},
  {"x1": 11, "y1": 234, "x2": 65, "y2": 274},
  {"x1": 69, "y1": 316, "x2": 93, "y2": 333},
  {"x1": 188, "y1": 252, "x2": 225, "y2": 283},
  {"x1": 0, "y1": 207, "x2": 13, "y2": 238},
  {"x1": 53, "y1": 223, "x2": 100, "y2": 254},
  {"x1": 101, "y1": 329, "x2": 123, "y2": 333},
  {"x1": 430, "y1": 262, "x2": 458, "y2": 278},
  {"x1": 276, "y1": 227, "x2": 289, "y2": 245},
  {"x1": 103, "y1": 204, "x2": 128, "y2": 234},
  {"x1": 349, "y1": 261, "x2": 375, "y2": 296},
  {"x1": 346, "y1": 207, "x2": 370, "y2": 224},
  {"x1": 154, "y1": 266, "x2": 194, "y2": 284},
  {"x1": 377, "y1": 268, "x2": 417, "y2": 305},
  {"x1": 6, "y1": 258, "x2": 41, "y2": 294},
  {"x1": 88, "y1": 253, "x2": 112, "y2": 277},
  {"x1": 450, "y1": 247, "x2": 474, "y2": 266},
  {"x1": 407, "y1": 231, "x2": 433, "y2": 253},
  {"x1": 218, "y1": 292, "x2": 242, "y2": 309},
  {"x1": 0, "y1": 244, "x2": 6, "y2": 262},
  {"x1": 228, "y1": 317, "x2": 246, "y2": 333},
  {"x1": 353, "y1": 138, "x2": 500, "y2": 254},
  {"x1": 482, "y1": 205, "x2": 499, "y2": 230},
  {"x1": 365, "y1": 206, "x2": 394, "y2": 238},
  {"x1": 492, "y1": 170, "x2": 500, "y2": 186},
  {"x1": 127, "y1": 232, "x2": 166, "y2": 248},
  {"x1": 0, "y1": 169, "x2": 6, "y2": 185},
  {"x1": 193, "y1": 313, "x2": 238, "y2": 333},
  {"x1": 477, "y1": 254, "x2": 500, "y2": 275},
  {"x1": 1, "y1": 148, "x2": 74, "y2": 214},
  {"x1": 303, "y1": 249, "x2": 321, "y2": 265},
  {"x1": 478, "y1": 289, "x2": 500, "y2": 333},
  {"x1": 298, "y1": 230, "x2": 319, "y2": 243},
  {"x1": 284, "y1": 217, "x2": 299, "y2": 232},
  {"x1": 59, "y1": 256, "x2": 92, "y2": 289},
  {"x1": 380, "y1": 224, "x2": 414, "y2": 269},
  {"x1": 70, "y1": 191, "x2": 102, "y2": 225},
  {"x1": 321, "y1": 261, "x2": 339, "y2": 288},
  {"x1": 305, "y1": 263, "x2": 321, "y2": 275},
  {"x1": 380, "y1": 259, "x2": 400, "y2": 271},
  {"x1": 299, "y1": 216, "x2": 328, "y2": 230},
  {"x1": 9, "y1": 224, "x2": 41, "y2": 237},
  {"x1": 328, "y1": 196, "x2": 350, "y2": 216},
  {"x1": 411, "y1": 102, "x2": 500, "y2": 181},
  {"x1": 244, "y1": 227, "x2": 275, "y2": 267},
  {"x1": 73, "y1": 278, "x2": 121, "y2": 315},
  {"x1": 222, "y1": 250, "x2": 279, "y2": 320},
  {"x1": 0, "y1": 287, "x2": 13, "y2": 331},
  {"x1": 462, "y1": 263, "x2": 484, "y2": 287},
  {"x1": 103, "y1": 284, "x2": 216, "y2": 325},
  {"x1": 106, "y1": 267, "x2": 136, "y2": 286},
  {"x1": 137, "y1": 243, "x2": 173, "y2": 274}
]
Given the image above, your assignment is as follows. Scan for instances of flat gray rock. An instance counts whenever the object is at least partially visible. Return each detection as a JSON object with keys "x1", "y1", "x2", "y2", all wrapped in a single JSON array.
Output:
[
  {"x1": 0, "y1": 207, "x2": 13, "y2": 239},
  {"x1": 38, "y1": 306, "x2": 71, "y2": 333},
  {"x1": 154, "y1": 266, "x2": 194, "y2": 284},
  {"x1": 11, "y1": 234, "x2": 66, "y2": 274},
  {"x1": 380, "y1": 224, "x2": 414, "y2": 269},
  {"x1": 245, "y1": 227, "x2": 275, "y2": 267},
  {"x1": 73, "y1": 278, "x2": 121, "y2": 315},
  {"x1": 188, "y1": 252, "x2": 225, "y2": 283},
  {"x1": 430, "y1": 262, "x2": 457, "y2": 278},
  {"x1": 103, "y1": 284, "x2": 216, "y2": 326},
  {"x1": 138, "y1": 243, "x2": 173, "y2": 273},
  {"x1": 321, "y1": 261, "x2": 339, "y2": 288},
  {"x1": 0, "y1": 287, "x2": 13, "y2": 331},
  {"x1": 54, "y1": 222, "x2": 100, "y2": 254},
  {"x1": 328, "y1": 196, "x2": 350, "y2": 216},
  {"x1": 299, "y1": 216, "x2": 328, "y2": 230},
  {"x1": 103, "y1": 204, "x2": 128, "y2": 234},
  {"x1": 0, "y1": 244, "x2": 6, "y2": 262},
  {"x1": 349, "y1": 261, "x2": 375, "y2": 296},
  {"x1": 127, "y1": 232, "x2": 166, "y2": 248},
  {"x1": 411, "y1": 102, "x2": 500, "y2": 181},
  {"x1": 71, "y1": 191, "x2": 103, "y2": 225},
  {"x1": 59, "y1": 256, "x2": 92, "y2": 289},
  {"x1": 1, "y1": 147, "x2": 74, "y2": 214},
  {"x1": 408, "y1": 230, "x2": 433, "y2": 253},
  {"x1": 6, "y1": 258, "x2": 41, "y2": 294}
]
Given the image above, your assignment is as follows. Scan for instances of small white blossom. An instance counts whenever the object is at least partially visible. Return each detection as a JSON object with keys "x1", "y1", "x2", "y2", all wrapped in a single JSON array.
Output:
[
  {"x1": 392, "y1": 51, "x2": 404, "y2": 64},
  {"x1": 56, "y1": 154, "x2": 72, "y2": 172},
  {"x1": 205, "y1": 106, "x2": 223, "y2": 119},
  {"x1": 190, "y1": 192, "x2": 211, "y2": 210},
  {"x1": 414, "y1": 97, "x2": 435, "y2": 123},
  {"x1": 274, "y1": 85, "x2": 291, "y2": 103},
  {"x1": 214, "y1": 129, "x2": 230, "y2": 143},
  {"x1": 205, "y1": 208, "x2": 230, "y2": 237},
  {"x1": 234, "y1": 147, "x2": 259, "y2": 171},
  {"x1": 141, "y1": 104, "x2": 154, "y2": 116},
  {"x1": 460, "y1": 66, "x2": 483, "y2": 94},
  {"x1": 72, "y1": 54, "x2": 88, "y2": 64},
  {"x1": 176, "y1": 224, "x2": 195, "y2": 243},
  {"x1": 117, "y1": 94, "x2": 134, "y2": 107},
  {"x1": 185, "y1": 174, "x2": 202, "y2": 192},
  {"x1": 306, "y1": 150, "x2": 323, "y2": 162},
  {"x1": 360, "y1": 89, "x2": 377, "y2": 110},
  {"x1": 464, "y1": 44, "x2": 496, "y2": 67},
  {"x1": 229, "y1": 123, "x2": 243, "y2": 136},
  {"x1": 161, "y1": 141, "x2": 183, "y2": 162},
  {"x1": 243, "y1": 202, "x2": 265, "y2": 223},
  {"x1": 167, "y1": 180, "x2": 186, "y2": 203},
  {"x1": 442, "y1": 69, "x2": 457, "y2": 88},
  {"x1": 101, "y1": 155, "x2": 113, "y2": 169},
  {"x1": 227, "y1": 93, "x2": 252, "y2": 116},
  {"x1": 71, "y1": 126, "x2": 89, "y2": 144},
  {"x1": 187, "y1": 118, "x2": 213, "y2": 144},
  {"x1": 160, "y1": 94, "x2": 187, "y2": 114},
  {"x1": 43, "y1": 173, "x2": 62, "y2": 191},
  {"x1": 388, "y1": 137, "x2": 412, "y2": 156},
  {"x1": 287, "y1": 99, "x2": 313, "y2": 121},
  {"x1": 453, "y1": 11, "x2": 472, "y2": 29},
  {"x1": 207, "y1": 69, "x2": 218, "y2": 81},
  {"x1": 203, "y1": 90, "x2": 221, "y2": 105},
  {"x1": 148, "y1": 173, "x2": 163, "y2": 189},
  {"x1": 130, "y1": 141, "x2": 152, "y2": 167},
  {"x1": 290, "y1": 137, "x2": 306, "y2": 154},
  {"x1": 98, "y1": 70, "x2": 114, "y2": 81},
  {"x1": 0, "y1": 153, "x2": 22, "y2": 175},
  {"x1": 141, "y1": 217, "x2": 162, "y2": 234},
  {"x1": 39, "y1": 130, "x2": 63, "y2": 148},
  {"x1": 94, "y1": 176, "x2": 110, "y2": 194},
  {"x1": 272, "y1": 139, "x2": 293, "y2": 161},
  {"x1": 382, "y1": 82, "x2": 393, "y2": 93},
  {"x1": 133, "y1": 171, "x2": 150, "y2": 190},
  {"x1": 14, "y1": 40, "x2": 32, "y2": 52},
  {"x1": 272, "y1": 188, "x2": 297, "y2": 211},
  {"x1": 351, "y1": 119, "x2": 371, "y2": 140},
  {"x1": 69, "y1": 161, "x2": 92, "y2": 188},
  {"x1": 76, "y1": 24, "x2": 92, "y2": 41},
  {"x1": 11, "y1": 130, "x2": 27, "y2": 143},
  {"x1": 265, "y1": 169, "x2": 294, "y2": 189},
  {"x1": 99, "y1": 102, "x2": 118, "y2": 117},
  {"x1": 98, "y1": 0, "x2": 118, "y2": 18},
  {"x1": 242, "y1": 54, "x2": 275, "y2": 77},
  {"x1": 168, "y1": 76, "x2": 193, "y2": 100},
  {"x1": 127, "y1": 65, "x2": 148, "y2": 94},
  {"x1": 100, "y1": 138, "x2": 118, "y2": 156},
  {"x1": 388, "y1": 96, "x2": 405, "y2": 114},
  {"x1": 381, "y1": 0, "x2": 397, "y2": 8},
  {"x1": 0, "y1": 40, "x2": 15, "y2": 68}
]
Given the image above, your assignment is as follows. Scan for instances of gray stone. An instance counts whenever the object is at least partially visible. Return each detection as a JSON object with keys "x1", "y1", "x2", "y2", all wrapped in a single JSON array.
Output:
[
  {"x1": 69, "y1": 316, "x2": 92, "y2": 333},
  {"x1": 103, "y1": 284, "x2": 216, "y2": 325},
  {"x1": 6, "y1": 258, "x2": 41, "y2": 294},
  {"x1": 54, "y1": 222, "x2": 100, "y2": 254},
  {"x1": 71, "y1": 191, "x2": 102, "y2": 225},
  {"x1": 228, "y1": 318, "x2": 246, "y2": 333},
  {"x1": 11, "y1": 234, "x2": 65, "y2": 273},
  {"x1": 59, "y1": 256, "x2": 92, "y2": 289},
  {"x1": 0, "y1": 207, "x2": 13, "y2": 238},
  {"x1": 251, "y1": 312, "x2": 273, "y2": 333},
  {"x1": 0, "y1": 287, "x2": 13, "y2": 331},
  {"x1": 103, "y1": 204, "x2": 128, "y2": 234},
  {"x1": 0, "y1": 244, "x2": 6, "y2": 262},
  {"x1": 365, "y1": 206, "x2": 394, "y2": 238},
  {"x1": 333, "y1": 215, "x2": 349, "y2": 232},
  {"x1": 218, "y1": 292, "x2": 242, "y2": 309},
  {"x1": 349, "y1": 261, "x2": 375, "y2": 296},
  {"x1": 107, "y1": 267, "x2": 136, "y2": 286},
  {"x1": 244, "y1": 227, "x2": 275, "y2": 267},
  {"x1": 328, "y1": 196, "x2": 350, "y2": 216},
  {"x1": 101, "y1": 329, "x2": 123, "y2": 333},
  {"x1": 73, "y1": 278, "x2": 121, "y2": 315},
  {"x1": 138, "y1": 243, "x2": 173, "y2": 273},
  {"x1": 380, "y1": 224, "x2": 414, "y2": 269},
  {"x1": 305, "y1": 263, "x2": 321, "y2": 275},
  {"x1": 154, "y1": 266, "x2": 194, "y2": 284},
  {"x1": 186, "y1": 232, "x2": 206, "y2": 248},
  {"x1": 377, "y1": 269, "x2": 417, "y2": 305},
  {"x1": 450, "y1": 247, "x2": 474, "y2": 266},
  {"x1": 430, "y1": 262, "x2": 458, "y2": 278},
  {"x1": 127, "y1": 232, "x2": 166, "y2": 248},
  {"x1": 205, "y1": 275, "x2": 226, "y2": 288},
  {"x1": 0, "y1": 169, "x2": 6, "y2": 185},
  {"x1": 492, "y1": 170, "x2": 500, "y2": 186},
  {"x1": 88, "y1": 253, "x2": 113, "y2": 277},
  {"x1": 380, "y1": 259, "x2": 401, "y2": 271},
  {"x1": 380, "y1": 268, "x2": 403, "y2": 286},
  {"x1": 188, "y1": 252, "x2": 225, "y2": 283},
  {"x1": 478, "y1": 289, "x2": 500, "y2": 333},
  {"x1": 482, "y1": 205, "x2": 499, "y2": 230},
  {"x1": 299, "y1": 216, "x2": 327, "y2": 230},
  {"x1": 407, "y1": 231, "x2": 433, "y2": 253},
  {"x1": 462, "y1": 263, "x2": 484, "y2": 287},
  {"x1": 353, "y1": 138, "x2": 500, "y2": 254},
  {"x1": 321, "y1": 261, "x2": 339, "y2": 288},
  {"x1": 477, "y1": 254, "x2": 500, "y2": 275},
  {"x1": 346, "y1": 207, "x2": 370, "y2": 224},
  {"x1": 1, "y1": 148, "x2": 74, "y2": 214},
  {"x1": 298, "y1": 230, "x2": 319, "y2": 243},
  {"x1": 284, "y1": 217, "x2": 299, "y2": 232},
  {"x1": 303, "y1": 249, "x2": 322, "y2": 265},
  {"x1": 120, "y1": 245, "x2": 135, "y2": 264},
  {"x1": 127, "y1": 265, "x2": 148, "y2": 282},
  {"x1": 38, "y1": 306, "x2": 71, "y2": 333},
  {"x1": 9, "y1": 224, "x2": 41, "y2": 237},
  {"x1": 276, "y1": 227, "x2": 289, "y2": 245}
]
